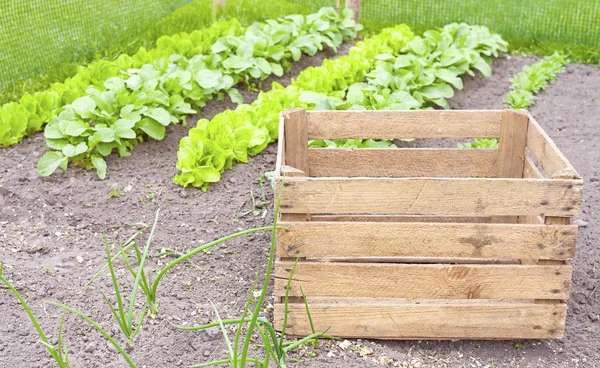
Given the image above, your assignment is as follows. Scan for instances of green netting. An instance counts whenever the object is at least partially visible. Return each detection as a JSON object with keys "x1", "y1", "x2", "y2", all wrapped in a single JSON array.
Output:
[
  {"x1": 288, "y1": 0, "x2": 600, "y2": 46},
  {"x1": 0, "y1": 0, "x2": 189, "y2": 88}
]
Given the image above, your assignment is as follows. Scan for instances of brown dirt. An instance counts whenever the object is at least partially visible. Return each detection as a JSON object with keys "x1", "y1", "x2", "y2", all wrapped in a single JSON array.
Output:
[{"x1": 1, "y1": 54, "x2": 599, "y2": 368}]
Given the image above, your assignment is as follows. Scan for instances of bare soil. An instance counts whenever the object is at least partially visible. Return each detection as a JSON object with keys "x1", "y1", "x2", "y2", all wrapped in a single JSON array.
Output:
[{"x1": 1, "y1": 53, "x2": 599, "y2": 368}]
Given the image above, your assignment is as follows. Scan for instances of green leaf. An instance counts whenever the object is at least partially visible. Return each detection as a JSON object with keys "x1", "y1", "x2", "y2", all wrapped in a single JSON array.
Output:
[
  {"x1": 37, "y1": 152, "x2": 68, "y2": 176},
  {"x1": 137, "y1": 119, "x2": 166, "y2": 140},
  {"x1": 94, "y1": 127, "x2": 116, "y2": 143},
  {"x1": 227, "y1": 89, "x2": 244, "y2": 105},
  {"x1": 62, "y1": 142, "x2": 88, "y2": 157},
  {"x1": 114, "y1": 119, "x2": 137, "y2": 139},
  {"x1": 44, "y1": 123, "x2": 64, "y2": 139},
  {"x1": 145, "y1": 107, "x2": 171, "y2": 126},
  {"x1": 91, "y1": 155, "x2": 107, "y2": 180},
  {"x1": 195, "y1": 69, "x2": 221, "y2": 89},
  {"x1": 60, "y1": 119, "x2": 89, "y2": 137},
  {"x1": 71, "y1": 96, "x2": 96, "y2": 119}
]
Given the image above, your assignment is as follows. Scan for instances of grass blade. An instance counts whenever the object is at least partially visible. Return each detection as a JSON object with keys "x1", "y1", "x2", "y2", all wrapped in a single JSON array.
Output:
[
  {"x1": 76, "y1": 227, "x2": 147, "y2": 292},
  {"x1": 240, "y1": 183, "x2": 283, "y2": 366},
  {"x1": 0, "y1": 267, "x2": 63, "y2": 365},
  {"x1": 127, "y1": 208, "x2": 159, "y2": 331},
  {"x1": 300, "y1": 285, "x2": 316, "y2": 335},
  {"x1": 149, "y1": 226, "x2": 274, "y2": 307},
  {"x1": 209, "y1": 300, "x2": 235, "y2": 367},
  {"x1": 104, "y1": 234, "x2": 129, "y2": 336},
  {"x1": 43, "y1": 300, "x2": 136, "y2": 368}
]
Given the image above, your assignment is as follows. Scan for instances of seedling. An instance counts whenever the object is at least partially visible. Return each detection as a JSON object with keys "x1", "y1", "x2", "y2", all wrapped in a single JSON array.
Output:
[
  {"x1": 106, "y1": 185, "x2": 125, "y2": 199},
  {"x1": 0, "y1": 263, "x2": 70, "y2": 367},
  {"x1": 173, "y1": 189, "x2": 334, "y2": 367},
  {"x1": 82, "y1": 209, "x2": 274, "y2": 315}
]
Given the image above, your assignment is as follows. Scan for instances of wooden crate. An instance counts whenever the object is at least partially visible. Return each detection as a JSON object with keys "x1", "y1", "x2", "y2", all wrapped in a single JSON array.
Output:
[{"x1": 273, "y1": 109, "x2": 583, "y2": 340}]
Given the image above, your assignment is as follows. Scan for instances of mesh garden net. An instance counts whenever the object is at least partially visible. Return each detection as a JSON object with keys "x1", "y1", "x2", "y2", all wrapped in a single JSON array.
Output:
[
  {"x1": 289, "y1": 0, "x2": 600, "y2": 46},
  {"x1": 0, "y1": 0, "x2": 189, "y2": 88}
]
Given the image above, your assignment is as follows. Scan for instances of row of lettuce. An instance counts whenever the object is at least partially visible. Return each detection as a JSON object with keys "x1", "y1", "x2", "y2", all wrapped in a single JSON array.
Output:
[
  {"x1": 29, "y1": 8, "x2": 361, "y2": 178},
  {"x1": 3, "y1": 7, "x2": 516, "y2": 188},
  {"x1": 174, "y1": 23, "x2": 509, "y2": 189},
  {"x1": 460, "y1": 52, "x2": 567, "y2": 149}
]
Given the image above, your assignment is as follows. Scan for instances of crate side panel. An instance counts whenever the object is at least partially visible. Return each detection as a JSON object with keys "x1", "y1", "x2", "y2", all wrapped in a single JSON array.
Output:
[
  {"x1": 274, "y1": 262, "x2": 572, "y2": 300},
  {"x1": 308, "y1": 148, "x2": 498, "y2": 178},
  {"x1": 276, "y1": 222, "x2": 577, "y2": 260},
  {"x1": 274, "y1": 302, "x2": 566, "y2": 339},
  {"x1": 306, "y1": 110, "x2": 503, "y2": 140},
  {"x1": 279, "y1": 178, "x2": 583, "y2": 216}
]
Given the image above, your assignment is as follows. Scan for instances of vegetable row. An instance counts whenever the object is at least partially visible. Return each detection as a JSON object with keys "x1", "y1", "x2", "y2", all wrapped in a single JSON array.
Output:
[
  {"x1": 33, "y1": 8, "x2": 361, "y2": 178},
  {"x1": 173, "y1": 23, "x2": 508, "y2": 189}
]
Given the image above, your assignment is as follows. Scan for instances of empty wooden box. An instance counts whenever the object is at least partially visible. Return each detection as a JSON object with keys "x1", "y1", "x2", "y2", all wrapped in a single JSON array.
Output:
[{"x1": 273, "y1": 109, "x2": 582, "y2": 340}]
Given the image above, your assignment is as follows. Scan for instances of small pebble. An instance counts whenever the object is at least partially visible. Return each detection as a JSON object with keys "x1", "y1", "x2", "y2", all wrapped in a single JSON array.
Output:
[{"x1": 574, "y1": 219, "x2": 588, "y2": 228}]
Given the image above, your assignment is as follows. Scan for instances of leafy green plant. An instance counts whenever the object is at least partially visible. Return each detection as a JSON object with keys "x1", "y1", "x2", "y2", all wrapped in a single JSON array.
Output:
[
  {"x1": 174, "y1": 23, "x2": 509, "y2": 189},
  {"x1": 459, "y1": 52, "x2": 566, "y2": 150},
  {"x1": 1, "y1": 19, "x2": 242, "y2": 150},
  {"x1": 173, "y1": 23, "x2": 416, "y2": 189},
  {"x1": 35, "y1": 8, "x2": 360, "y2": 179},
  {"x1": 505, "y1": 52, "x2": 567, "y2": 109},
  {"x1": 0, "y1": 263, "x2": 70, "y2": 367},
  {"x1": 458, "y1": 138, "x2": 499, "y2": 149}
]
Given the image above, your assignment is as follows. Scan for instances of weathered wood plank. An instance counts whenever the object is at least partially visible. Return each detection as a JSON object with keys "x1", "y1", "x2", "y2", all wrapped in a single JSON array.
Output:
[
  {"x1": 306, "y1": 110, "x2": 503, "y2": 140},
  {"x1": 276, "y1": 222, "x2": 577, "y2": 260},
  {"x1": 274, "y1": 113, "x2": 286, "y2": 177},
  {"x1": 274, "y1": 262, "x2": 572, "y2": 300},
  {"x1": 283, "y1": 109, "x2": 309, "y2": 174},
  {"x1": 277, "y1": 177, "x2": 583, "y2": 216},
  {"x1": 493, "y1": 110, "x2": 529, "y2": 223},
  {"x1": 310, "y1": 214, "x2": 491, "y2": 223},
  {"x1": 526, "y1": 113, "x2": 580, "y2": 179},
  {"x1": 308, "y1": 148, "x2": 498, "y2": 178},
  {"x1": 274, "y1": 303, "x2": 567, "y2": 339}
]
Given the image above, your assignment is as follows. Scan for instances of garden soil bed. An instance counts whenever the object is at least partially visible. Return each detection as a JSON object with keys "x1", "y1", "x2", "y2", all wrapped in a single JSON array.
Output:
[{"x1": 1, "y1": 53, "x2": 599, "y2": 368}]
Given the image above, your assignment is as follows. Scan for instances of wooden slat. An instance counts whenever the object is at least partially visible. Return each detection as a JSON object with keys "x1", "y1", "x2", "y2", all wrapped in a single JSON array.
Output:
[
  {"x1": 308, "y1": 148, "x2": 497, "y2": 178},
  {"x1": 274, "y1": 262, "x2": 572, "y2": 299},
  {"x1": 274, "y1": 113, "x2": 286, "y2": 177},
  {"x1": 526, "y1": 113, "x2": 580, "y2": 179},
  {"x1": 274, "y1": 303, "x2": 566, "y2": 339},
  {"x1": 493, "y1": 110, "x2": 529, "y2": 223},
  {"x1": 306, "y1": 110, "x2": 503, "y2": 140},
  {"x1": 301, "y1": 257, "x2": 521, "y2": 264},
  {"x1": 277, "y1": 222, "x2": 577, "y2": 260},
  {"x1": 277, "y1": 177, "x2": 583, "y2": 216},
  {"x1": 523, "y1": 153, "x2": 545, "y2": 179},
  {"x1": 519, "y1": 154, "x2": 546, "y2": 224},
  {"x1": 310, "y1": 214, "x2": 491, "y2": 223},
  {"x1": 283, "y1": 109, "x2": 309, "y2": 174}
]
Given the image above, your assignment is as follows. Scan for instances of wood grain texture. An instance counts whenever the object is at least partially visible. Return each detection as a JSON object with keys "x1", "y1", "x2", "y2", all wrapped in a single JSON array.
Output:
[
  {"x1": 526, "y1": 113, "x2": 580, "y2": 179},
  {"x1": 276, "y1": 222, "x2": 577, "y2": 260},
  {"x1": 274, "y1": 262, "x2": 572, "y2": 299},
  {"x1": 283, "y1": 109, "x2": 309, "y2": 174},
  {"x1": 310, "y1": 214, "x2": 491, "y2": 223},
  {"x1": 274, "y1": 302, "x2": 566, "y2": 339},
  {"x1": 493, "y1": 110, "x2": 529, "y2": 223},
  {"x1": 306, "y1": 110, "x2": 503, "y2": 140},
  {"x1": 279, "y1": 166, "x2": 309, "y2": 222},
  {"x1": 274, "y1": 113, "x2": 286, "y2": 177},
  {"x1": 308, "y1": 148, "x2": 498, "y2": 178},
  {"x1": 278, "y1": 177, "x2": 583, "y2": 216}
]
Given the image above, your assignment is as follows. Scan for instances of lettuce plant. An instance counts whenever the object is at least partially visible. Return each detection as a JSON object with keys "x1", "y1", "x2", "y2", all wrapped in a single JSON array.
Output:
[
  {"x1": 36, "y1": 8, "x2": 361, "y2": 178},
  {"x1": 505, "y1": 51, "x2": 567, "y2": 109}
]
